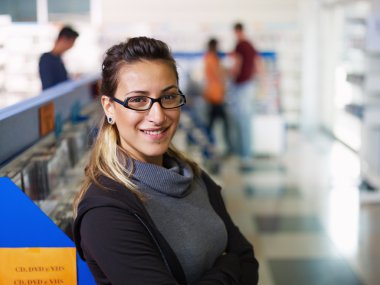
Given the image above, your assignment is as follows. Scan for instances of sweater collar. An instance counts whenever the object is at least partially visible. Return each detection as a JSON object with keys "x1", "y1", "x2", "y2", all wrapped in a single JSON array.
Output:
[{"x1": 131, "y1": 154, "x2": 194, "y2": 198}]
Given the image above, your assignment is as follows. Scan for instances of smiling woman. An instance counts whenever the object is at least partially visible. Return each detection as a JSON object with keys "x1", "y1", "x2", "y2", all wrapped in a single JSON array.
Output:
[
  {"x1": 101, "y1": 60, "x2": 182, "y2": 165},
  {"x1": 72, "y1": 37, "x2": 259, "y2": 285}
]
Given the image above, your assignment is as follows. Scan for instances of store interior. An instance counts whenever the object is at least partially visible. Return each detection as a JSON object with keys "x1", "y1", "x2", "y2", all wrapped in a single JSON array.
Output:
[{"x1": 1, "y1": 0, "x2": 380, "y2": 284}]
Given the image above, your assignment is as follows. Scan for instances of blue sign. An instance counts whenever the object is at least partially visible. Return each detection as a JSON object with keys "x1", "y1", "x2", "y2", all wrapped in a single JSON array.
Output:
[{"x1": 0, "y1": 177, "x2": 95, "y2": 285}]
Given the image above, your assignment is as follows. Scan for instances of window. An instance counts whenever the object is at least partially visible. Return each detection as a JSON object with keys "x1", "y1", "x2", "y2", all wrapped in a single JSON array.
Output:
[
  {"x1": 48, "y1": 0, "x2": 90, "y2": 22},
  {"x1": 0, "y1": 0, "x2": 37, "y2": 22}
]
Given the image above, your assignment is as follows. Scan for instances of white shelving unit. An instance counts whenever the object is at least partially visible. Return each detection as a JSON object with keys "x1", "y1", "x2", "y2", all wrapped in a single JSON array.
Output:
[
  {"x1": 277, "y1": 31, "x2": 302, "y2": 128},
  {"x1": 254, "y1": 29, "x2": 302, "y2": 128},
  {"x1": 331, "y1": 3, "x2": 369, "y2": 153},
  {"x1": 359, "y1": 4, "x2": 380, "y2": 202}
]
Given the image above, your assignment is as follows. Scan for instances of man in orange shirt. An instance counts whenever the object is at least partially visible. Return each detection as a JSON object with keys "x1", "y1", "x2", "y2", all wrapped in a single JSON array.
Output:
[{"x1": 203, "y1": 38, "x2": 232, "y2": 156}]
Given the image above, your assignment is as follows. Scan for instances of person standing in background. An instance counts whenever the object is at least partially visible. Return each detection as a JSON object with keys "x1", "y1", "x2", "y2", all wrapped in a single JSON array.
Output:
[
  {"x1": 229, "y1": 22, "x2": 261, "y2": 171},
  {"x1": 39, "y1": 26, "x2": 79, "y2": 90},
  {"x1": 203, "y1": 38, "x2": 233, "y2": 157}
]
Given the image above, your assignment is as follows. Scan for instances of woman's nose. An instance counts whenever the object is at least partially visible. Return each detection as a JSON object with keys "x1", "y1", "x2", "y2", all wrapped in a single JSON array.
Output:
[{"x1": 147, "y1": 101, "x2": 166, "y2": 124}]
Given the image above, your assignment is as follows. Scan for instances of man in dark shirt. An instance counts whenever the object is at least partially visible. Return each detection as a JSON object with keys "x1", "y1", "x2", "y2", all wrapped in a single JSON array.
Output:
[
  {"x1": 229, "y1": 22, "x2": 260, "y2": 170},
  {"x1": 39, "y1": 26, "x2": 79, "y2": 90}
]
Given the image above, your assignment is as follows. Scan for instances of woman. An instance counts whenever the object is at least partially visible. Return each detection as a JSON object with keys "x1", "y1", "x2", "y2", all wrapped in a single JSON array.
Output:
[{"x1": 73, "y1": 37, "x2": 259, "y2": 285}]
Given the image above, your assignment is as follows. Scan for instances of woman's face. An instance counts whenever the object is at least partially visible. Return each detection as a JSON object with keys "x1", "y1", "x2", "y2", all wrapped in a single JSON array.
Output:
[{"x1": 102, "y1": 60, "x2": 180, "y2": 165}]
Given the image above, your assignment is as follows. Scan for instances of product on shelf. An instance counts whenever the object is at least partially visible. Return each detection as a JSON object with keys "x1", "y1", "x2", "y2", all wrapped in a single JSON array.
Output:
[
  {"x1": 21, "y1": 160, "x2": 40, "y2": 201},
  {"x1": 46, "y1": 139, "x2": 71, "y2": 191},
  {"x1": 32, "y1": 154, "x2": 54, "y2": 200},
  {"x1": 65, "y1": 128, "x2": 89, "y2": 167}
]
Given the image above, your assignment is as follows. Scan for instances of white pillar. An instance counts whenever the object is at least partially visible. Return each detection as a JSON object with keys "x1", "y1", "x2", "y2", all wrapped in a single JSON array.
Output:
[
  {"x1": 90, "y1": 0, "x2": 103, "y2": 27},
  {"x1": 300, "y1": 0, "x2": 321, "y2": 135},
  {"x1": 36, "y1": 0, "x2": 48, "y2": 24}
]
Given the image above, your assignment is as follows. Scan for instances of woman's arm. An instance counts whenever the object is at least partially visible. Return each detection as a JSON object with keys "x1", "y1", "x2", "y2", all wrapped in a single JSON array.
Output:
[
  {"x1": 80, "y1": 206, "x2": 179, "y2": 285},
  {"x1": 78, "y1": 185, "x2": 258, "y2": 285},
  {"x1": 201, "y1": 172, "x2": 259, "y2": 285},
  {"x1": 81, "y1": 206, "x2": 248, "y2": 285}
]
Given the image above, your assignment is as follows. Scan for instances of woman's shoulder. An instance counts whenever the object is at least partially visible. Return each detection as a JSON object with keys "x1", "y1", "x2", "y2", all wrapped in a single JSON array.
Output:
[
  {"x1": 78, "y1": 175, "x2": 142, "y2": 216},
  {"x1": 200, "y1": 170, "x2": 221, "y2": 190}
]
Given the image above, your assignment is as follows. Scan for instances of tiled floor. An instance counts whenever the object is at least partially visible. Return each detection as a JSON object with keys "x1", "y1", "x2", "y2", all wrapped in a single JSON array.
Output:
[{"x1": 210, "y1": 129, "x2": 380, "y2": 285}]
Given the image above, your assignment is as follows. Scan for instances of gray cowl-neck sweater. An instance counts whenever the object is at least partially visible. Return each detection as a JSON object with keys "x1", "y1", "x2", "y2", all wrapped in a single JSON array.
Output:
[{"x1": 132, "y1": 155, "x2": 228, "y2": 284}]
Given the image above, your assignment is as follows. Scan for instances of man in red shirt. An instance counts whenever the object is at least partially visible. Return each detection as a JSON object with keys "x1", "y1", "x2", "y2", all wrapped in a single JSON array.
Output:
[{"x1": 229, "y1": 22, "x2": 260, "y2": 170}]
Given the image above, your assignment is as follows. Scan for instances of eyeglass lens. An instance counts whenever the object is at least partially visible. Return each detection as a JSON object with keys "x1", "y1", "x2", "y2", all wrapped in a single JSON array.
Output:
[{"x1": 128, "y1": 95, "x2": 184, "y2": 110}]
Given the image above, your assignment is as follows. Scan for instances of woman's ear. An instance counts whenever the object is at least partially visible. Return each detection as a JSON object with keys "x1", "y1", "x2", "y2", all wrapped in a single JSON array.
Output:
[{"x1": 101, "y1": 95, "x2": 115, "y2": 118}]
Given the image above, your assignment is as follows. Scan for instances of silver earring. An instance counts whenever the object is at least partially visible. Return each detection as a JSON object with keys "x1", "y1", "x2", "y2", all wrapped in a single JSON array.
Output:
[{"x1": 107, "y1": 116, "x2": 114, "y2": 125}]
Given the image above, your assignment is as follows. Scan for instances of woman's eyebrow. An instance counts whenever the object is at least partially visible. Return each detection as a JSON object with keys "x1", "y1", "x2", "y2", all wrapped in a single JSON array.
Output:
[
  {"x1": 161, "y1": 85, "x2": 179, "y2": 92},
  {"x1": 125, "y1": 90, "x2": 148, "y2": 95},
  {"x1": 124, "y1": 85, "x2": 178, "y2": 96}
]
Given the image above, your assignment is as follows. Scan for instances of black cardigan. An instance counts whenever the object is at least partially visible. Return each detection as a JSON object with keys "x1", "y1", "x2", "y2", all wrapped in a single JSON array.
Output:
[{"x1": 73, "y1": 171, "x2": 259, "y2": 284}]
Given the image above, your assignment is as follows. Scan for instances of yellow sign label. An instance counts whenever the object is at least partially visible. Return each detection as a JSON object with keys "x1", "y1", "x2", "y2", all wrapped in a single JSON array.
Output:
[
  {"x1": 39, "y1": 102, "x2": 55, "y2": 137},
  {"x1": 0, "y1": 247, "x2": 77, "y2": 285}
]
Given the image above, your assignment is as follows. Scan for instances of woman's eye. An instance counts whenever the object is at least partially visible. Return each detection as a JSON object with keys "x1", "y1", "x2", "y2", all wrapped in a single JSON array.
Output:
[
  {"x1": 129, "y1": 96, "x2": 148, "y2": 103},
  {"x1": 162, "y1": 94, "x2": 177, "y2": 100}
]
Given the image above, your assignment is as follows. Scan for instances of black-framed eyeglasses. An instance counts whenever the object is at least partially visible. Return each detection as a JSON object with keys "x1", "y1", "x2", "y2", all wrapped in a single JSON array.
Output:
[{"x1": 111, "y1": 93, "x2": 186, "y2": 111}]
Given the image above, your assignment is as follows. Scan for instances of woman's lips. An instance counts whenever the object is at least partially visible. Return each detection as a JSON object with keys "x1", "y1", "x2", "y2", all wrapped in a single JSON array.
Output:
[{"x1": 141, "y1": 127, "x2": 169, "y2": 140}]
